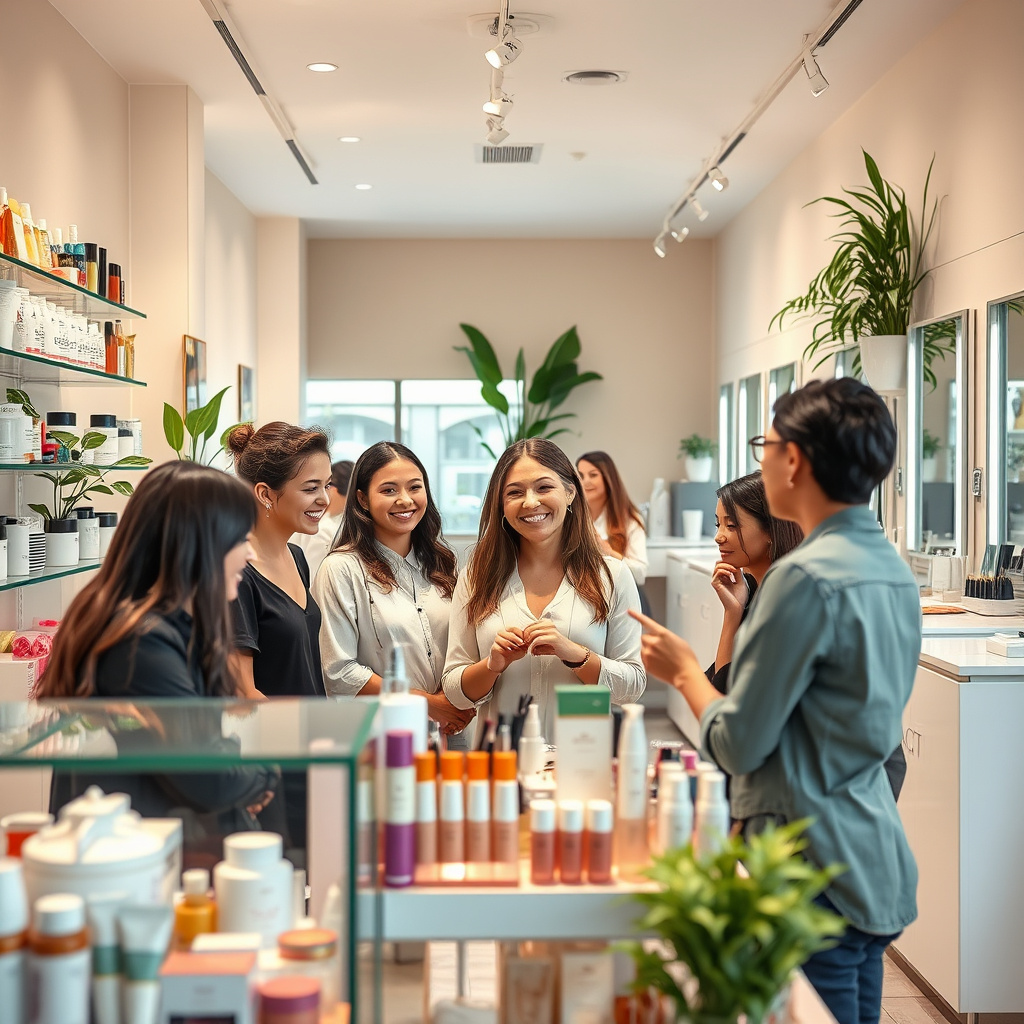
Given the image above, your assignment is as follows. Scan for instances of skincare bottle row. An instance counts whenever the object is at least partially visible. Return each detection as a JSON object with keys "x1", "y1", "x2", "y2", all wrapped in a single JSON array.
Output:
[
  {"x1": 0, "y1": 188, "x2": 128, "y2": 304},
  {"x1": 529, "y1": 798, "x2": 613, "y2": 885}
]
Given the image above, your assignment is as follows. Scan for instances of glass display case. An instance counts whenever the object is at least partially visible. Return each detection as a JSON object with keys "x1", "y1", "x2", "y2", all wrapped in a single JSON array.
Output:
[{"x1": 0, "y1": 695, "x2": 380, "y2": 1023}]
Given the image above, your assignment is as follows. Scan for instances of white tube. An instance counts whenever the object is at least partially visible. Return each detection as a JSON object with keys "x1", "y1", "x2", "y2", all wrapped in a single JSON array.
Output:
[
  {"x1": 116, "y1": 904, "x2": 173, "y2": 1024},
  {"x1": 86, "y1": 892, "x2": 129, "y2": 1024}
]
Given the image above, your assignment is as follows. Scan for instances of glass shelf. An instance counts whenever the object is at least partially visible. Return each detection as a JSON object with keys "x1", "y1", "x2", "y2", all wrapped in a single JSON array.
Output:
[
  {"x1": 0, "y1": 251, "x2": 146, "y2": 319},
  {"x1": 0, "y1": 558, "x2": 101, "y2": 592},
  {"x1": 0, "y1": 346, "x2": 146, "y2": 387},
  {"x1": 0, "y1": 462, "x2": 148, "y2": 473}
]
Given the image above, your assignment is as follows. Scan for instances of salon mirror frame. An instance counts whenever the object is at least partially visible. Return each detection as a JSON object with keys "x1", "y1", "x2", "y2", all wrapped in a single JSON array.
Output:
[
  {"x1": 906, "y1": 308, "x2": 969, "y2": 556},
  {"x1": 986, "y1": 289, "x2": 1024, "y2": 547}
]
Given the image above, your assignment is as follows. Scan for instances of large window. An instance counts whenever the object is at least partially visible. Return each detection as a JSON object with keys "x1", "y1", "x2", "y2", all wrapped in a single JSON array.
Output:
[{"x1": 306, "y1": 379, "x2": 517, "y2": 534}]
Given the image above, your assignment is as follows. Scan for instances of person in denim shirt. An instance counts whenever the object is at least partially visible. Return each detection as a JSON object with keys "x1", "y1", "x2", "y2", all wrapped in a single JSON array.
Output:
[{"x1": 633, "y1": 378, "x2": 920, "y2": 1024}]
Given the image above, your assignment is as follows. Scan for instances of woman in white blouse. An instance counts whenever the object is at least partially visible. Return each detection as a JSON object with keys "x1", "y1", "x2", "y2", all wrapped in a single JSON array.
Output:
[
  {"x1": 312, "y1": 441, "x2": 476, "y2": 746},
  {"x1": 575, "y1": 450, "x2": 648, "y2": 586},
  {"x1": 442, "y1": 438, "x2": 645, "y2": 740}
]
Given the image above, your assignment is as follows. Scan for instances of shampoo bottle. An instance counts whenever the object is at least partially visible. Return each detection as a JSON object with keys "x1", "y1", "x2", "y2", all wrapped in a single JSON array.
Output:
[
  {"x1": 657, "y1": 773, "x2": 694, "y2": 854},
  {"x1": 614, "y1": 704, "x2": 649, "y2": 879},
  {"x1": 518, "y1": 703, "x2": 545, "y2": 778},
  {"x1": 384, "y1": 730, "x2": 415, "y2": 888},
  {"x1": 693, "y1": 769, "x2": 730, "y2": 863}
]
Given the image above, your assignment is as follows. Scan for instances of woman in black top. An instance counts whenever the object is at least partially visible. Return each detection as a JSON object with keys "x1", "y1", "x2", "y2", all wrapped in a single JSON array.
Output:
[{"x1": 40, "y1": 462, "x2": 277, "y2": 844}]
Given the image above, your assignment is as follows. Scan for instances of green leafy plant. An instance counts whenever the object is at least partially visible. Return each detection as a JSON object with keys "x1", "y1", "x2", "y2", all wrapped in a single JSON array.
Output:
[
  {"x1": 769, "y1": 150, "x2": 946, "y2": 381},
  {"x1": 679, "y1": 434, "x2": 717, "y2": 459},
  {"x1": 620, "y1": 820, "x2": 846, "y2": 1024},
  {"x1": 454, "y1": 324, "x2": 602, "y2": 458},
  {"x1": 922, "y1": 429, "x2": 942, "y2": 459},
  {"x1": 163, "y1": 386, "x2": 242, "y2": 464},
  {"x1": 30, "y1": 430, "x2": 150, "y2": 523},
  {"x1": 1008, "y1": 442, "x2": 1024, "y2": 475}
]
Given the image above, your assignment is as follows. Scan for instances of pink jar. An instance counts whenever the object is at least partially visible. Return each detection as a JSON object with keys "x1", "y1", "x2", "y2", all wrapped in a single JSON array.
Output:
[{"x1": 258, "y1": 975, "x2": 321, "y2": 1024}]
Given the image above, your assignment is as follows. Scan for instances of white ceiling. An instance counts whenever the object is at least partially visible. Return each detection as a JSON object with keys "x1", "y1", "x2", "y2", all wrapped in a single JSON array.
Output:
[{"x1": 50, "y1": 0, "x2": 965, "y2": 239}]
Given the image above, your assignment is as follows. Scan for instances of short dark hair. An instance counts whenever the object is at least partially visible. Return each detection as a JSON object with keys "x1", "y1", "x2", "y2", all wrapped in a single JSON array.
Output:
[
  {"x1": 331, "y1": 460, "x2": 354, "y2": 496},
  {"x1": 772, "y1": 378, "x2": 896, "y2": 504}
]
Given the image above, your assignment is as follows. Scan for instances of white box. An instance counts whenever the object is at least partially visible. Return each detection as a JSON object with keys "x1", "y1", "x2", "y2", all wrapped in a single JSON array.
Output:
[
  {"x1": 159, "y1": 950, "x2": 256, "y2": 1024},
  {"x1": 560, "y1": 950, "x2": 614, "y2": 1024},
  {"x1": 985, "y1": 634, "x2": 1024, "y2": 658},
  {"x1": 554, "y1": 687, "x2": 612, "y2": 805}
]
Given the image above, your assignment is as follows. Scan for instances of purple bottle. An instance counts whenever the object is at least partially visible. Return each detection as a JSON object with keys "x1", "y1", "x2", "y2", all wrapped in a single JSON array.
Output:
[{"x1": 385, "y1": 730, "x2": 416, "y2": 887}]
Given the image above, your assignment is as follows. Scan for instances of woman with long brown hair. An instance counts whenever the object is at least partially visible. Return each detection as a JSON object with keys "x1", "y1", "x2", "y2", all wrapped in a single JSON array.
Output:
[
  {"x1": 442, "y1": 438, "x2": 645, "y2": 738},
  {"x1": 313, "y1": 441, "x2": 475, "y2": 746},
  {"x1": 575, "y1": 450, "x2": 648, "y2": 585}
]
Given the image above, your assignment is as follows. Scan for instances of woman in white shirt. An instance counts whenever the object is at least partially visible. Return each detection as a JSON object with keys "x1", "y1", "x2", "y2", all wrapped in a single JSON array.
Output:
[
  {"x1": 575, "y1": 450, "x2": 648, "y2": 586},
  {"x1": 442, "y1": 438, "x2": 645, "y2": 740},
  {"x1": 312, "y1": 441, "x2": 476, "y2": 746}
]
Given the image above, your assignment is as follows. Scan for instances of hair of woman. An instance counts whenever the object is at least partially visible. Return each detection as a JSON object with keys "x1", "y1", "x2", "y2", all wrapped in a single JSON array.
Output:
[
  {"x1": 717, "y1": 471, "x2": 803, "y2": 563},
  {"x1": 226, "y1": 421, "x2": 331, "y2": 490},
  {"x1": 468, "y1": 438, "x2": 612, "y2": 625},
  {"x1": 334, "y1": 441, "x2": 457, "y2": 600},
  {"x1": 576, "y1": 450, "x2": 645, "y2": 556},
  {"x1": 39, "y1": 462, "x2": 257, "y2": 699}
]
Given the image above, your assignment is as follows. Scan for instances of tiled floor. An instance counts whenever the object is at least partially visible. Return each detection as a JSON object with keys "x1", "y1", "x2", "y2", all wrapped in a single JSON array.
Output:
[{"x1": 882, "y1": 955, "x2": 950, "y2": 1024}]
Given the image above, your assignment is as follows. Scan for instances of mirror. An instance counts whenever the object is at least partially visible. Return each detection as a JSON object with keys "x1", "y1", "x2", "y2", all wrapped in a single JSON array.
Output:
[
  {"x1": 718, "y1": 382, "x2": 736, "y2": 484},
  {"x1": 906, "y1": 311, "x2": 968, "y2": 555},
  {"x1": 767, "y1": 362, "x2": 798, "y2": 418},
  {"x1": 738, "y1": 373, "x2": 763, "y2": 474},
  {"x1": 986, "y1": 291, "x2": 1024, "y2": 546}
]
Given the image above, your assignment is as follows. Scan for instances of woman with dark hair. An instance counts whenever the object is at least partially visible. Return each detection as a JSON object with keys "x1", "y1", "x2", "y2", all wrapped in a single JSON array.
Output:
[
  {"x1": 312, "y1": 442, "x2": 474, "y2": 745},
  {"x1": 576, "y1": 451, "x2": 648, "y2": 585},
  {"x1": 226, "y1": 421, "x2": 332, "y2": 700},
  {"x1": 442, "y1": 438, "x2": 645, "y2": 739},
  {"x1": 40, "y1": 462, "x2": 277, "y2": 833},
  {"x1": 707, "y1": 472, "x2": 803, "y2": 693}
]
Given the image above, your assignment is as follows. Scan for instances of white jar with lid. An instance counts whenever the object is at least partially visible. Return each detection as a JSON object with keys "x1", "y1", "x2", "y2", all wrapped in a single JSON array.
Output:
[
  {"x1": 0, "y1": 404, "x2": 30, "y2": 463},
  {"x1": 88, "y1": 415, "x2": 118, "y2": 466},
  {"x1": 97, "y1": 512, "x2": 118, "y2": 558},
  {"x1": 44, "y1": 519, "x2": 79, "y2": 567},
  {"x1": 117, "y1": 429, "x2": 133, "y2": 461},
  {"x1": 214, "y1": 832, "x2": 294, "y2": 948},
  {"x1": 9, "y1": 288, "x2": 31, "y2": 353},
  {"x1": 117, "y1": 418, "x2": 143, "y2": 456},
  {"x1": 74, "y1": 509, "x2": 99, "y2": 561}
]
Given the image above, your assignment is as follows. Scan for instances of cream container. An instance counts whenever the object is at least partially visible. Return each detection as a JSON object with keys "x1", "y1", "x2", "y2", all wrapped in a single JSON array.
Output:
[
  {"x1": 73, "y1": 509, "x2": 99, "y2": 561},
  {"x1": 20, "y1": 787, "x2": 182, "y2": 908},
  {"x1": 0, "y1": 404, "x2": 31, "y2": 463},
  {"x1": 0, "y1": 857, "x2": 29, "y2": 1024},
  {"x1": 43, "y1": 519, "x2": 79, "y2": 567},
  {"x1": 214, "y1": 832, "x2": 294, "y2": 948},
  {"x1": 88, "y1": 415, "x2": 119, "y2": 466},
  {"x1": 97, "y1": 512, "x2": 118, "y2": 558},
  {"x1": 26, "y1": 892, "x2": 90, "y2": 1024},
  {"x1": 10, "y1": 288, "x2": 32, "y2": 353}
]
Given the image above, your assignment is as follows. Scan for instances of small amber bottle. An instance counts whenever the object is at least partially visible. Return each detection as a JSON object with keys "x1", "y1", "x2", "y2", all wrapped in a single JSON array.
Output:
[{"x1": 173, "y1": 869, "x2": 217, "y2": 950}]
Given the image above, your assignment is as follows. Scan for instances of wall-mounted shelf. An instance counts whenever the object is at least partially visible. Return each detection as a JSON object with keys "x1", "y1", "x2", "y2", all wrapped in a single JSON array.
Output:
[
  {"x1": 0, "y1": 559, "x2": 101, "y2": 593},
  {"x1": 0, "y1": 463, "x2": 148, "y2": 473},
  {"x1": 0, "y1": 252, "x2": 146, "y2": 320},
  {"x1": 0, "y1": 347, "x2": 145, "y2": 387}
]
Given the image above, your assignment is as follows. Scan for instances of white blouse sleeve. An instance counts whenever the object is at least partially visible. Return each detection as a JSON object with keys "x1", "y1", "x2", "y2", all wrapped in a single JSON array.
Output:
[
  {"x1": 441, "y1": 572, "x2": 488, "y2": 711},
  {"x1": 621, "y1": 517, "x2": 649, "y2": 585},
  {"x1": 598, "y1": 560, "x2": 647, "y2": 704},
  {"x1": 311, "y1": 554, "x2": 375, "y2": 697}
]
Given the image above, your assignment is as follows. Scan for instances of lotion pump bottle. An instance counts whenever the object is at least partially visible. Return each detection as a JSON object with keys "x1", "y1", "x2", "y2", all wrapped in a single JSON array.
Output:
[
  {"x1": 518, "y1": 703, "x2": 545, "y2": 778},
  {"x1": 694, "y1": 769, "x2": 730, "y2": 863},
  {"x1": 614, "y1": 703, "x2": 649, "y2": 879}
]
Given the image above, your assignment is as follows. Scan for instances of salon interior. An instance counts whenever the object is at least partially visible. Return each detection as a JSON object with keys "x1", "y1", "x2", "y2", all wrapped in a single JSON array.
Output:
[{"x1": 1, "y1": 0, "x2": 1024, "y2": 1022}]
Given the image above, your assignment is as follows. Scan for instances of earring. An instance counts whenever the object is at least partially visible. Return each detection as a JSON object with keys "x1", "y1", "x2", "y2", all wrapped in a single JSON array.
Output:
[
  {"x1": 264, "y1": 502, "x2": 272, "y2": 518},
  {"x1": 567, "y1": 503, "x2": 573, "y2": 513}
]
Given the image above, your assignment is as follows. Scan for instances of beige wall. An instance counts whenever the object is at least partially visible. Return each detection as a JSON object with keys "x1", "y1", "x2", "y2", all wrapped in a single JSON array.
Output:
[
  {"x1": 306, "y1": 238, "x2": 716, "y2": 499},
  {"x1": 715, "y1": 0, "x2": 1024, "y2": 559}
]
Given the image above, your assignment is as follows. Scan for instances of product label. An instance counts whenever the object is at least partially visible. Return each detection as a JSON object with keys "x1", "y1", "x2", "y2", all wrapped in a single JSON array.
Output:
[{"x1": 387, "y1": 764, "x2": 415, "y2": 825}]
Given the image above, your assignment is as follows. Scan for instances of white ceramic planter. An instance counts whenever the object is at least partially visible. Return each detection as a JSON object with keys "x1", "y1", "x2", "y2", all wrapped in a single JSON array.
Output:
[
  {"x1": 858, "y1": 334, "x2": 907, "y2": 393},
  {"x1": 922, "y1": 457, "x2": 938, "y2": 483},
  {"x1": 684, "y1": 455, "x2": 713, "y2": 482}
]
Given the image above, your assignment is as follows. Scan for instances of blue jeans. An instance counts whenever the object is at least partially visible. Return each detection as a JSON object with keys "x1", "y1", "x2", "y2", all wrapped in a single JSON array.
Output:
[{"x1": 801, "y1": 895, "x2": 901, "y2": 1024}]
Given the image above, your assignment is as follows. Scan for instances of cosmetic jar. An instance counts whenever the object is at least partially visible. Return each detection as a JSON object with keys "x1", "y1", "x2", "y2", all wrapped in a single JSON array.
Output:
[
  {"x1": 0, "y1": 405, "x2": 30, "y2": 463},
  {"x1": 257, "y1": 975, "x2": 320, "y2": 1024},
  {"x1": 89, "y1": 415, "x2": 118, "y2": 466},
  {"x1": 97, "y1": 512, "x2": 118, "y2": 558},
  {"x1": 74, "y1": 509, "x2": 99, "y2": 561}
]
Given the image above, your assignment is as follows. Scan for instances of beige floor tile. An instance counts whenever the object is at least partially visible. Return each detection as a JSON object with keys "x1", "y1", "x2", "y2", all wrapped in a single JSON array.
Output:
[
  {"x1": 884, "y1": 969, "x2": 924, "y2": 998},
  {"x1": 884, "y1": 997, "x2": 950, "y2": 1024}
]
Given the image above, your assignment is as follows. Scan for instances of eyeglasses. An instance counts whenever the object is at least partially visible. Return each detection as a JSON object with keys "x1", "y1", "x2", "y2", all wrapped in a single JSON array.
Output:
[{"x1": 748, "y1": 435, "x2": 787, "y2": 464}]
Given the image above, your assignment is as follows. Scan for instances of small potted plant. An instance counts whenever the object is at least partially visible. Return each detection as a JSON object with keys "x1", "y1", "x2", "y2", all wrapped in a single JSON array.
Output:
[
  {"x1": 679, "y1": 434, "x2": 717, "y2": 482},
  {"x1": 921, "y1": 429, "x2": 942, "y2": 483},
  {"x1": 163, "y1": 385, "x2": 240, "y2": 464},
  {"x1": 620, "y1": 820, "x2": 846, "y2": 1024}
]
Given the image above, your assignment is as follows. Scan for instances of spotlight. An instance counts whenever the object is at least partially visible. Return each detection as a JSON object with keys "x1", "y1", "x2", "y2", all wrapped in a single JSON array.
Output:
[
  {"x1": 653, "y1": 233, "x2": 668, "y2": 258},
  {"x1": 485, "y1": 30, "x2": 522, "y2": 68},
  {"x1": 691, "y1": 197, "x2": 709, "y2": 222},
  {"x1": 802, "y1": 53, "x2": 829, "y2": 97},
  {"x1": 486, "y1": 117, "x2": 509, "y2": 145},
  {"x1": 710, "y1": 167, "x2": 729, "y2": 191},
  {"x1": 670, "y1": 226, "x2": 689, "y2": 243},
  {"x1": 483, "y1": 96, "x2": 513, "y2": 117}
]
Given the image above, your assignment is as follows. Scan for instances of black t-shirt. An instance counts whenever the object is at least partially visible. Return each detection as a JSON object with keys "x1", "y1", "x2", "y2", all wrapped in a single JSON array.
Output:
[{"x1": 232, "y1": 544, "x2": 326, "y2": 698}]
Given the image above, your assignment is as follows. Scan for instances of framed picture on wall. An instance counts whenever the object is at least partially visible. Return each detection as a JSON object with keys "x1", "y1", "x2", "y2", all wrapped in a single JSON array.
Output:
[
  {"x1": 238, "y1": 364, "x2": 255, "y2": 422},
  {"x1": 183, "y1": 335, "x2": 208, "y2": 414}
]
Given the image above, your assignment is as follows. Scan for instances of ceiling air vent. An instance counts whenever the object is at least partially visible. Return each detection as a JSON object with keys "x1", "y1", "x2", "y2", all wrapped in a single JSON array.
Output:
[{"x1": 475, "y1": 144, "x2": 543, "y2": 165}]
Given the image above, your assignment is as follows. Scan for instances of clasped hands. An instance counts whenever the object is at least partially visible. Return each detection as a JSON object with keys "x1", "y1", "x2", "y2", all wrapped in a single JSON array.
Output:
[
  {"x1": 486, "y1": 619, "x2": 585, "y2": 674},
  {"x1": 423, "y1": 689, "x2": 477, "y2": 736}
]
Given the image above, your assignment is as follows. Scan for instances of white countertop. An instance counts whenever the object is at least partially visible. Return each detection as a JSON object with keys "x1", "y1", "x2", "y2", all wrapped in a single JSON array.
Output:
[
  {"x1": 919, "y1": 635, "x2": 1024, "y2": 679},
  {"x1": 648, "y1": 536, "x2": 717, "y2": 549},
  {"x1": 920, "y1": 602, "x2": 1024, "y2": 636}
]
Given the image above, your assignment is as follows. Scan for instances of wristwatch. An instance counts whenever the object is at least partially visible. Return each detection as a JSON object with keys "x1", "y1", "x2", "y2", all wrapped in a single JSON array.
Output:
[{"x1": 562, "y1": 648, "x2": 591, "y2": 670}]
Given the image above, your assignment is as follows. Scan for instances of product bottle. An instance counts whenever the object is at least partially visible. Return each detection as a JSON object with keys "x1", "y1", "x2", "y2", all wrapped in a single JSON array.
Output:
[
  {"x1": 529, "y1": 799, "x2": 556, "y2": 885},
  {"x1": 123, "y1": 333, "x2": 135, "y2": 379},
  {"x1": 491, "y1": 750, "x2": 520, "y2": 866},
  {"x1": 0, "y1": 858, "x2": 28, "y2": 1024},
  {"x1": 103, "y1": 322, "x2": 115, "y2": 375},
  {"x1": 113, "y1": 320, "x2": 126, "y2": 377},
  {"x1": 213, "y1": 832, "x2": 294, "y2": 948},
  {"x1": 0, "y1": 188, "x2": 23, "y2": 258},
  {"x1": 614, "y1": 704, "x2": 649, "y2": 879},
  {"x1": 26, "y1": 893, "x2": 90, "y2": 1024},
  {"x1": 439, "y1": 779, "x2": 465, "y2": 866},
  {"x1": 584, "y1": 799, "x2": 614, "y2": 884},
  {"x1": 518, "y1": 703, "x2": 545, "y2": 778},
  {"x1": 414, "y1": 751, "x2": 437, "y2": 868},
  {"x1": 19, "y1": 203, "x2": 40, "y2": 268},
  {"x1": 681, "y1": 750, "x2": 700, "y2": 803},
  {"x1": 693, "y1": 769, "x2": 730, "y2": 863},
  {"x1": 648, "y1": 477, "x2": 670, "y2": 539},
  {"x1": 556, "y1": 800, "x2": 584, "y2": 884},
  {"x1": 174, "y1": 868, "x2": 216, "y2": 950},
  {"x1": 35, "y1": 220, "x2": 52, "y2": 269},
  {"x1": 465, "y1": 752, "x2": 491, "y2": 864},
  {"x1": 384, "y1": 730, "x2": 415, "y2": 888},
  {"x1": 107, "y1": 264, "x2": 121, "y2": 304},
  {"x1": 84, "y1": 243, "x2": 98, "y2": 294},
  {"x1": 67, "y1": 225, "x2": 86, "y2": 287},
  {"x1": 657, "y1": 774, "x2": 694, "y2": 854}
]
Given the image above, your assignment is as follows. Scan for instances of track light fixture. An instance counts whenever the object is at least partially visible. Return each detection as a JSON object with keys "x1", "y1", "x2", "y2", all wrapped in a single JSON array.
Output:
[
  {"x1": 485, "y1": 29, "x2": 522, "y2": 68},
  {"x1": 483, "y1": 95, "x2": 514, "y2": 117},
  {"x1": 653, "y1": 233, "x2": 668, "y2": 258},
  {"x1": 670, "y1": 226, "x2": 690, "y2": 243},
  {"x1": 485, "y1": 117, "x2": 509, "y2": 145},
  {"x1": 710, "y1": 167, "x2": 729, "y2": 191},
  {"x1": 691, "y1": 197, "x2": 709, "y2": 222},
  {"x1": 802, "y1": 52, "x2": 829, "y2": 97}
]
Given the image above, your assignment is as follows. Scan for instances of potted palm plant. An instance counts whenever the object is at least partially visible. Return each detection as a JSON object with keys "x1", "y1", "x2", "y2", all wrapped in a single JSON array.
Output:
[
  {"x1": 770, "y1": 151, "x2": 941, "y2": 393},
  {"x1": 679, "y1": 434, "x2": 717, "y2": 482},
  {"x1": 621, "y1": 820, "x2": 845, "y2": 1024}
]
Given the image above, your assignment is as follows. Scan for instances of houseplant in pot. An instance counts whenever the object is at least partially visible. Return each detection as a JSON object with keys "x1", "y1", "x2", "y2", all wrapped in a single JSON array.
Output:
[
  {"x1": 769, "y1": 150, "x2": 943, "y2": 393},
  {"x1": 620, "y1": 819, "x2": 845, "y2": 1024},
  {"x1": 921, "y1": 429, "x2": 941, "y2": 483},
  {"x1": 679, "y1": 434, "x2": 717, "y2": 482}
]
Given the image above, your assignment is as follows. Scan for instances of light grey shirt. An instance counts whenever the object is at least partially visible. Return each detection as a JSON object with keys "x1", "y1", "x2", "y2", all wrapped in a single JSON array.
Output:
[
  {"x1": 312, "y1": 545, "x2": 450, "y2": 697},
  {"x1": 442, "y1": 557, "x2": 645, "y2": 739},
  {"x1": 699, "y1": 506, "x2": 921, "y2": 935},
  {"x1": 593, "y1": 508, "x2": 648, "y2": 585}
]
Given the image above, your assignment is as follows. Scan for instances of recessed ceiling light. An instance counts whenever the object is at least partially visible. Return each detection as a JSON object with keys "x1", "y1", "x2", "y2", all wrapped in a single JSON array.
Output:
[
  {"x1": 338, "y1": 136, "x2": 361, "y2": 143},
  {"x1": 355, "y1": 183, "x2": 373, "y2": 190},
  {"x1": 307, "y1": 62, "x2": 338, "y2": 73}
]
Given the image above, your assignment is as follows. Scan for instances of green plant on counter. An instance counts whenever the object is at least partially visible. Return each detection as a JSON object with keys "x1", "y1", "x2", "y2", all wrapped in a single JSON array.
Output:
[
  {"x1": 922, "y1": 429, "x2": 942, "y2": 459},
  {"x1": 679, "y1": 434, "x2": 717, "y2": 459},
  {"x1": 163, "y1": 386, "x2": 244, "y2": 464},
  {"x1": 620, "y1": 820, "x2": 846, "y2": 1024},
  {"x1": 454, "y1": 324, "x2": 602, "y2": 458},
  {"x1": 31, "y1": 431, "x2": 150, "y2": 523},
  {"x1": 769, "y1": 150, "x2": 947, "y2": 383}
]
